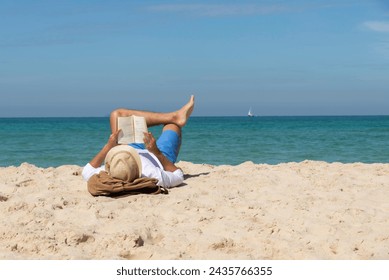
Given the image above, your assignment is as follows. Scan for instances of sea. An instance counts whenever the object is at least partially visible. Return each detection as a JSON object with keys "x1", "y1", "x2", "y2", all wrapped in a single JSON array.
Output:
[{"x1": 0, "y1": 116, "x2": 388, "y2": 168}]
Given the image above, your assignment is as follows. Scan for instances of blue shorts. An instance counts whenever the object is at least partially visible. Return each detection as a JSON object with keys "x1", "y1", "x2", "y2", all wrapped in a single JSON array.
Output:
[{"x1": 129, "y1": 130, "x2": 181, "y2": 163}]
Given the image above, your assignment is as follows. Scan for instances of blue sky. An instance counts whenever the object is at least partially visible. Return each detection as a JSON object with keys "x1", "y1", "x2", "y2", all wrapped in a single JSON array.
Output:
[{"x1": 1, "y1": 0, "x2": 389, "y2": 117}]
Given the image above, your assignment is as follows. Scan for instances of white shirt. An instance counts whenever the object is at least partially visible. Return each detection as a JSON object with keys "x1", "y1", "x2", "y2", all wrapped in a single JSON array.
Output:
[{"x1": 82, "y1": 148, "x2": 184, "y2": 188}]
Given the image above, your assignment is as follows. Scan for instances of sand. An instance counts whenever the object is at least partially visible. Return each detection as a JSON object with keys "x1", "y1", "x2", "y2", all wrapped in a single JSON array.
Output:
[{"x1": 0, "y1": 161, "x2": 388, "y2": 260}]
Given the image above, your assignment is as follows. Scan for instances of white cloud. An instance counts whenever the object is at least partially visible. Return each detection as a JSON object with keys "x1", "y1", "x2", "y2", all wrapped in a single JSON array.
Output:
[
  {"x1": 363, "y1": 21, "x2": 389, "y2": 32},
  {"x1": 362, "y1": 21, "x2": 389, "y2": 59}
]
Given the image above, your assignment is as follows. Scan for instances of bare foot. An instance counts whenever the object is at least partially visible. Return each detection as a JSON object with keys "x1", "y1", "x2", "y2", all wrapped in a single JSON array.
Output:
[{"x1": 175, "y1": 95, "x2": 195, "y2": 127}]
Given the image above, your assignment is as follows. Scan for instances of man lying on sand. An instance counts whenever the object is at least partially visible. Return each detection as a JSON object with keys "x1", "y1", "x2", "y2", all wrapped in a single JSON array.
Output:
[{"x1": 82, "y1": 95, "x2": 195, "y2": 188}]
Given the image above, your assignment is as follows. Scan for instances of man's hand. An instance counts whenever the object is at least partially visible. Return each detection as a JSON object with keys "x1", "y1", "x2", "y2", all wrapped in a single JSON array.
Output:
[
  {"x1": 143, "y1": 132, "x2": 160, "y2": 155},
  {"x1": 89, "y1": 129, "x2": 122, "y2": 168},
  {"x1": 108, "y1": 129, "x2": 121, "y2": 148},
  {"x1": 143, "y1": 131, "x2": 179, "y2": 172}
]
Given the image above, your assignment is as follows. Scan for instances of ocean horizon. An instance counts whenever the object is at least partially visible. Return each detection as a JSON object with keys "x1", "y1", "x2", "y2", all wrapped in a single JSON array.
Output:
[{"x1": 1, "y1": 115, "x2": 388, "y2": 168}]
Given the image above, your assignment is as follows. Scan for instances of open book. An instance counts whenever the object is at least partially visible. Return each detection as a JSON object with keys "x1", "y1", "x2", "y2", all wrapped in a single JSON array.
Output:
[{"x1": 117, "y1": 116, "x2": 148, "y2": 144}]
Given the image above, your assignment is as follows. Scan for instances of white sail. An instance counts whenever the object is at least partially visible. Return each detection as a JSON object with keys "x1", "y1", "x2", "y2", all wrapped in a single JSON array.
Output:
[{"x1": 248, "y1": 108, "x2": 254, "y2": 117}]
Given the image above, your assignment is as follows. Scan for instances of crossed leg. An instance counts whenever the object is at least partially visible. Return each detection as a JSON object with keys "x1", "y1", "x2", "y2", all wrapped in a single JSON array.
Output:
[{"x1": 110, "y1": 95, "x2": 195, "y2": 134}]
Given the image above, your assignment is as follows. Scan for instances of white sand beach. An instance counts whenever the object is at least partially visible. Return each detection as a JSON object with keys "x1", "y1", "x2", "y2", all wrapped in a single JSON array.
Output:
[{"x1": 0, "y1": 161, "x2": 388, "y2": 260}]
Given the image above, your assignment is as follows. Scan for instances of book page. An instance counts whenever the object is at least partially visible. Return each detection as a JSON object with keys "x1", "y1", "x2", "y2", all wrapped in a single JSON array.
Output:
[
  {"x1": 117, "y1": 116, "x2": 135, "y2": 144},
  {"x1": 133, "y1": 116, "x2": 148, "y2": 143}
]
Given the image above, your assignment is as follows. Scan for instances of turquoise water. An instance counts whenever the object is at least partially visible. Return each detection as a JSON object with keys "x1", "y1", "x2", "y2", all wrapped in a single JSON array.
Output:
[{"x1": 0, "y1": 116, "x2": 388, "y2": 167}]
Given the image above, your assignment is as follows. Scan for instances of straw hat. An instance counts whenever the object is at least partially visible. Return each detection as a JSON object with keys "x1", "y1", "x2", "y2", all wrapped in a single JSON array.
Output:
[{"x1": 104, "y1": 145, "x2": 142, "y2": 182}]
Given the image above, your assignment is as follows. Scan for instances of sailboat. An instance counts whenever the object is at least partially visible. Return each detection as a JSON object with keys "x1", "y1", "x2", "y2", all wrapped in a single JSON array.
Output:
[{"x1": 248, "y1": 107, "x2": 254, "y2": 117}]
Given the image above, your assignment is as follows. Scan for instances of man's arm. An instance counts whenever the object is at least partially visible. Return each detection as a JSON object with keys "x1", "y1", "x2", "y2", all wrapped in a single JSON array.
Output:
[
  {"x1": 89, "y1": 130, "x2": 121, "y2": 168},
  {"x1": 143, "y1": 132, "x2": 179, "y2": 172}
]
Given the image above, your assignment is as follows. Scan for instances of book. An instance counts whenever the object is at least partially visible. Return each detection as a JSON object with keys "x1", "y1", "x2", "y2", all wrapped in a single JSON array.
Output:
[{"x1": 117, "y1": 116, "x2": 148, "y2": 144}]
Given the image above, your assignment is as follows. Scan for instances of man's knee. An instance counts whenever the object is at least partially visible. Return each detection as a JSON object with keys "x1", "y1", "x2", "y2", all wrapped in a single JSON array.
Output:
[
  {"x1": 163, "y1": 124, "x2": 181, "y2": 136},
  {"x1": 110, "y1": 108, "x2": 125, "y2": 120}
]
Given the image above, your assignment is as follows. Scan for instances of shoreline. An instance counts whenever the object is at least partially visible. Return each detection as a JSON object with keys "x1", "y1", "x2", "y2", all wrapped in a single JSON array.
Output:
[
  {"x1": 1, "y1": 161, "x2": 389, "y2": 259},
  {"x1": 1, "y1": 159, "x2": 389, "y2": 169}
]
